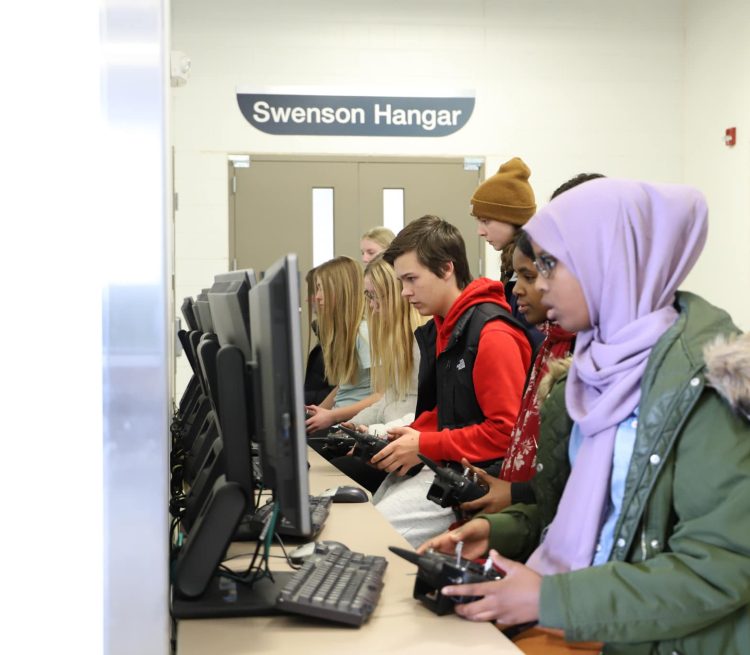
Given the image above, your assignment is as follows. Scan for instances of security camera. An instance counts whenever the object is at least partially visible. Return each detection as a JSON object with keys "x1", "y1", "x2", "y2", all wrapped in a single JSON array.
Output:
[{"x1": 170, "y1": 50, "x2": 191, "y2": 87}]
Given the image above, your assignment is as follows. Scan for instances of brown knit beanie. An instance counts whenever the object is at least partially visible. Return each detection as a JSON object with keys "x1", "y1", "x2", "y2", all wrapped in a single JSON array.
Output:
[{"x1": 470, "y1": 157, "x2": 536, "y2": 225}]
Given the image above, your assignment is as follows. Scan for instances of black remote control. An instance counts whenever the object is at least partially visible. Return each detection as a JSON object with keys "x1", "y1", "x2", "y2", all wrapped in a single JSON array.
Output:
[
  {"x1": 419, "y1": 454, "x2": 489, "y2": 508},
  {"x1": 336, "y1": 424, "x2": 389, "y2": 460},
  {"x1": 389, "y1": 546, "x2": 503, "y2": 615}
]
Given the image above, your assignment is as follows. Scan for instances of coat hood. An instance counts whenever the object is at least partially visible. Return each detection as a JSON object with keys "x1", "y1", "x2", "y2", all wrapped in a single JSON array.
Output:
[
  {"x1": 434, "y1": 277, "x2": 509, "y2": 352},
  {"x1": 537, "y1": 355, "x2": 572, "y2": 405},
  {"x1": 704, "y1": 332, "x2": 750, "y2": 421}
]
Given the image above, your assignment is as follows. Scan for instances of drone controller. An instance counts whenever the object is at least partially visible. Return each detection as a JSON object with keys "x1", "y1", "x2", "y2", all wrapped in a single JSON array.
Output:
[
  {"x1": 419, "y1": 454, "x2": 489, "y2": 509},
  {"x1": 389, "y1": 545, "x2": 503, "y2": 615},
  {"x1": 336, "y1": 424, "x2": 389, "y2": 462},
  {"x1": 307, "y1": 430, "x2": 356, "y2": 457}
]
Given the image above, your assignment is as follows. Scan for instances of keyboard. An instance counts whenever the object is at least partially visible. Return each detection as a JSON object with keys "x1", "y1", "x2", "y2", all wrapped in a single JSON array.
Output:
[
  {"x1": 235, "y1": 495, "x2": 332, "y2": 541},
  {"x1": 276, "y1": 544, "x2": 388, "y2": 626}
]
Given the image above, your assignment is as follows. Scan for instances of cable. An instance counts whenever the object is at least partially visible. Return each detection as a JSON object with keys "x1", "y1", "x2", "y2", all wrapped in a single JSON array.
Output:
[
  {"x1": 274, "y1": 534, "x2": 302, "y2": 571},
  {"x1": 215, "y1": 500, "x2": 282, "y2": 587}
]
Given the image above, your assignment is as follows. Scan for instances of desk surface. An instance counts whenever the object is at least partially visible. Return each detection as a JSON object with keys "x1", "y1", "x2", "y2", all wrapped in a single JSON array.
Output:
[{"x1": 177, "y1": 450, "x2": 522, "y2": 654}]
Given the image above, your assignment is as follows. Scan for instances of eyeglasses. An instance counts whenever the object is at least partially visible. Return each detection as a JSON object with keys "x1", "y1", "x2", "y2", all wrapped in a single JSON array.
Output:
[{"x1": 534, "y1": 253, "x2": 558, "y2": 279}]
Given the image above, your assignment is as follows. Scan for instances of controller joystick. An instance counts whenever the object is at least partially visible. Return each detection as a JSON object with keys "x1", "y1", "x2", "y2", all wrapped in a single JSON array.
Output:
[
  {"x1": 419, "y1": 454, "x2": 489, "y2": 509},
  {"x1": 388, "y1": 545, "x2": 503, "y2": 615},
  {"x1": 336, "y1": 424, "x2": 389, "y2": 461}
]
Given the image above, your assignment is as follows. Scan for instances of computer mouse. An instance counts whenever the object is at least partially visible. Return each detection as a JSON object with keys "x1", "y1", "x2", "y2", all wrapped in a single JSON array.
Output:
[
  {"x1": 289, "y1": 540, "x2": 350, "y2": 564},
  {"x1": 319, "y1": 540, "x2": 350, "y2": 553},
  {"x1": 289, "y1": 541, "x2": 317, "y2": 564},
  {"x1": 325, "y1": 485, "x2": 369, "y2": 503}
]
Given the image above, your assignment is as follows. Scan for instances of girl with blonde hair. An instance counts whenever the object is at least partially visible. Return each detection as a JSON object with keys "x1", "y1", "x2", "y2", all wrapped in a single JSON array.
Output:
[
  {"x1": 305, "y1": 256, "x2": 381, "y2": 434},
  {"x1": 353, "y1": 253, "x2": 427, "y2": 432},
  {"x1": 330, "y1": 254, "x2": 427, "y2": 491},
  {"x1": 303, "y1": 265, "x2": 334, "y2": 406},
  {"x1": 360, "y1": 226, "x2": 396, "y2": 264}
]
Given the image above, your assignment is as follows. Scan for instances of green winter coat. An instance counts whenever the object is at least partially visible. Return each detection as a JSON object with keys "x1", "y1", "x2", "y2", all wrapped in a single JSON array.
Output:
[{"x1": 483, "y1": 292, "x2": 750, "y2": 654}]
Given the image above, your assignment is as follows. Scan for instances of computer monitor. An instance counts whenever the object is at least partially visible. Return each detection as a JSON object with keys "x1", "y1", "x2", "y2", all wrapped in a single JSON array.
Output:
[
  {"x1": 190, "y1": 274, "x2": 258, "y2": 508},
  {"x1": 207, "y1": 275, "x2": 254, "y2": 362},
  {"x1": 181, "y1": 296, "x2": 200, "y2": 332},
  {"x1": 214, "y1": 268, "x2": 258, "y2": 288},
  {"x1": 194, "y1": 290, "x2": 214, "y2": 334},
  {"x1": 248, "y1": 253, "x2": 311, "y2": 536}
]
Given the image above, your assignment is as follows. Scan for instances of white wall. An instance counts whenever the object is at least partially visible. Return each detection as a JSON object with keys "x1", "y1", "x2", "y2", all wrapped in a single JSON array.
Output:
[
  {"x1": 683, "y1": 0, "x2": 750, "y2": 331},
  {"x1": 171, "y1": 0, "x2": 748, "y2": 390}
]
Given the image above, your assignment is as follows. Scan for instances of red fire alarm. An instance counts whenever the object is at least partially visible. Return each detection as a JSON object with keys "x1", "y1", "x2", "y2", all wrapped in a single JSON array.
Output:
[{"x1": 725, "y1": 127, "x2": 737, "y2": 147}]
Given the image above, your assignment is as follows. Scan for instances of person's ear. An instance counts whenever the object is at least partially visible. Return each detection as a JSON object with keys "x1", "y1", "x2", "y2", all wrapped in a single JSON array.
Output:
[{"x1": 439, "y1": 261, "x2": 455, "y2": 281}]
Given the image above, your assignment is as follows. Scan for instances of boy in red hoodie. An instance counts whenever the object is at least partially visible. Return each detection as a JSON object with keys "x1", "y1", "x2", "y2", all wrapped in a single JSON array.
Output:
[{"x1": 370, "y1": 215, "x2": 532, "y2": 546}]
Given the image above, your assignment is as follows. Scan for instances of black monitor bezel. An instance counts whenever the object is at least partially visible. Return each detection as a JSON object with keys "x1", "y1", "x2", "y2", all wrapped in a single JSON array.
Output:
[{"x1": 248, "y1": 253, "x2": 310, "y2": 536}]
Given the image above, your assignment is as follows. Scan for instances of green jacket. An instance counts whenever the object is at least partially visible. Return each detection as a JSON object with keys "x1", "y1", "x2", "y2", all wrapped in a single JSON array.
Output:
[{"x1": 483, "y1": 292, "x2": 750, "y2": 654}]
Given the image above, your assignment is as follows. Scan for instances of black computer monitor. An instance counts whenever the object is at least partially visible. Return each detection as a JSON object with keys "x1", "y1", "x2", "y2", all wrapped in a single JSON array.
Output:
[
  {"x1": 207, "y1": 275, "x2": 254, "y2": 361},
  {"x1": 181, "y1": 296, "x2": 200, "y2": 332},
  {"x1": 205, "y1": 273, "x2": 257, "y2": 495},
  {"x1": 248, "y1": 253, "x2": 311, "y2": 536},
  {"x1": 194, "y1": 290, "x2": 214, "y2": 334}
]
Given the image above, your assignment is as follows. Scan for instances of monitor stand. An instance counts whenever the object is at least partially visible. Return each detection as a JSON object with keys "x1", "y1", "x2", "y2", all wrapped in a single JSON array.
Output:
[
  {"x1": 172, "y1": 477, "x2": 295, "y2": 620},
  {"x1": 171, "y1": 571, "x2": 296, "y2": 619}
]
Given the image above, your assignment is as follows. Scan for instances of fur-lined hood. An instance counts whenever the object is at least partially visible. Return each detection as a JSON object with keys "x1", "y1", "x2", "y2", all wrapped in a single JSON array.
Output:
[
  {"x1": 537, "y1": 356, "x2": 572, "y2": 405},
  {"x1": 704, "y1": 332, "x2": 750, "y2": 421},
  {"x1": 536, "y1": 334, "x2": 750, "y2": 422}
]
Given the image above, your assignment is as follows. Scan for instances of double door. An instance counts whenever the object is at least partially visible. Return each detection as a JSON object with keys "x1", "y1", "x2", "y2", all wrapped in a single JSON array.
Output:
[{"x1": 229, "y1": 155, "x2": 484, "y2": 351}]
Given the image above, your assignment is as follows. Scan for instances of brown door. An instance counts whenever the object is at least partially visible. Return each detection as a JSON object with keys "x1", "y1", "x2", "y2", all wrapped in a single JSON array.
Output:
[{"x1": 357, "y1": 160, "x2": 482, "y2": 274}]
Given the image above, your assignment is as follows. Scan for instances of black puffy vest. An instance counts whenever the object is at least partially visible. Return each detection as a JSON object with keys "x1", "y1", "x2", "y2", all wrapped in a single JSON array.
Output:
[{"x1": 414, "y1": 302, "x2": 533, "y2": 430}]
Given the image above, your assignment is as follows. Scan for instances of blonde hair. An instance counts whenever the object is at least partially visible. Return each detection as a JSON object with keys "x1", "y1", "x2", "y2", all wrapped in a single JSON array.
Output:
[
  {"x1": 361, "y1": 226, "x2": 396, "y2": 251},
  {"x1": 365, "y1": 255, "x2": 428, "y2": 398},
  {"x1": 315, "y1": 256, "x2": 366, "y2": 386},
  {"x1": 305, "y1": 266, "x2": 318, "y2": 354}
]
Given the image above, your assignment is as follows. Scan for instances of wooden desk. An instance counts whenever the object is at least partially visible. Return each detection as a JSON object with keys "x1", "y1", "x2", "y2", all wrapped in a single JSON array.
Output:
[{"x1": 176, "y1": 450, "x2": 522, "y2": 654}]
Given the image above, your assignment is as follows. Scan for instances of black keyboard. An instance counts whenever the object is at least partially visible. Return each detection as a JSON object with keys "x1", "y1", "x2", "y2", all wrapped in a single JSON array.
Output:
[
  {"x1": 235, "y1": 495, "x2": 332, "y2": 541},
  {"x1": 276, "y1": 544, "x2": 387, "y2": 626}
]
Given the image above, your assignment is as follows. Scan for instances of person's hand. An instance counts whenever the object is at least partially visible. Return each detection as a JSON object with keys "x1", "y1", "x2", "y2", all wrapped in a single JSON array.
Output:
[
  {"x1": 416, "y1": 518, "x2": 490, "y2": 560},
  {"x1": 305, "y1": 405, "x2": 336, "y2": 434},
  {"x1": 370, "y1": 426, "x2": 420, "y2": 475},
  {"x1": 442, "y1": 550, "x2": 541, "y2": 625},
  {"x1": 458, "y1": 458, "x2": 512, "y2": 515}
]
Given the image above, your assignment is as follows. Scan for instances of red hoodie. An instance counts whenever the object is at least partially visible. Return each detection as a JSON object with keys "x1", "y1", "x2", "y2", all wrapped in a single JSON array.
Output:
[{"x1": 412, "y1": 277, "x2": 532, "y2": 462}]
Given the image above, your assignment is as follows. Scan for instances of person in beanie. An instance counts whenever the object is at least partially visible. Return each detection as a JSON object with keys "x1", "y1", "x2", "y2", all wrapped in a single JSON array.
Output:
[
  {"x1": 471, "y1": 157, "x2": 536, "y2": 287},
  {"x1": 471, "y1": 157, "x2": 542, "y2": 347}
]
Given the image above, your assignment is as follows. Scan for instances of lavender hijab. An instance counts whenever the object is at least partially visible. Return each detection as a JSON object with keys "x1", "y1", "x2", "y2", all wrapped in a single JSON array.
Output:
[{"x1": 524, "y1": 178, "x2": 708, "y2": 574}]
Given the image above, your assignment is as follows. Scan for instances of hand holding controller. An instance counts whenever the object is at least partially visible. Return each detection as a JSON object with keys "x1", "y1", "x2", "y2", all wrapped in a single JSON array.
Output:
[
  {"x1": 388, "y1": 544, "x2": 503, "y2": 615},
  {"x1": 419, "y1": 455, "x2": 489, "y2": 509},
  {"x1": 307, "y1": 428, "x2": 356, "y2": 457},
  {"x1": 336, "y1": 424, "x2": 388, "y2": 462}
]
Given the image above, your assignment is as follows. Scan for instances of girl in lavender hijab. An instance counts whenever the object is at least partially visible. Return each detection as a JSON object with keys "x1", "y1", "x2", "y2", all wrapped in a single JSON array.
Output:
[{"x1": 418, "y1": 178, "x2": 750, "y2": 654}]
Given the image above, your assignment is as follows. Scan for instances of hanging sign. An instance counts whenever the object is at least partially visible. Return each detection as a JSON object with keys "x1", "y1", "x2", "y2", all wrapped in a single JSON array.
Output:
[{"x1": 236, "y1": 87, "x2": 475, "y2": 137}]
